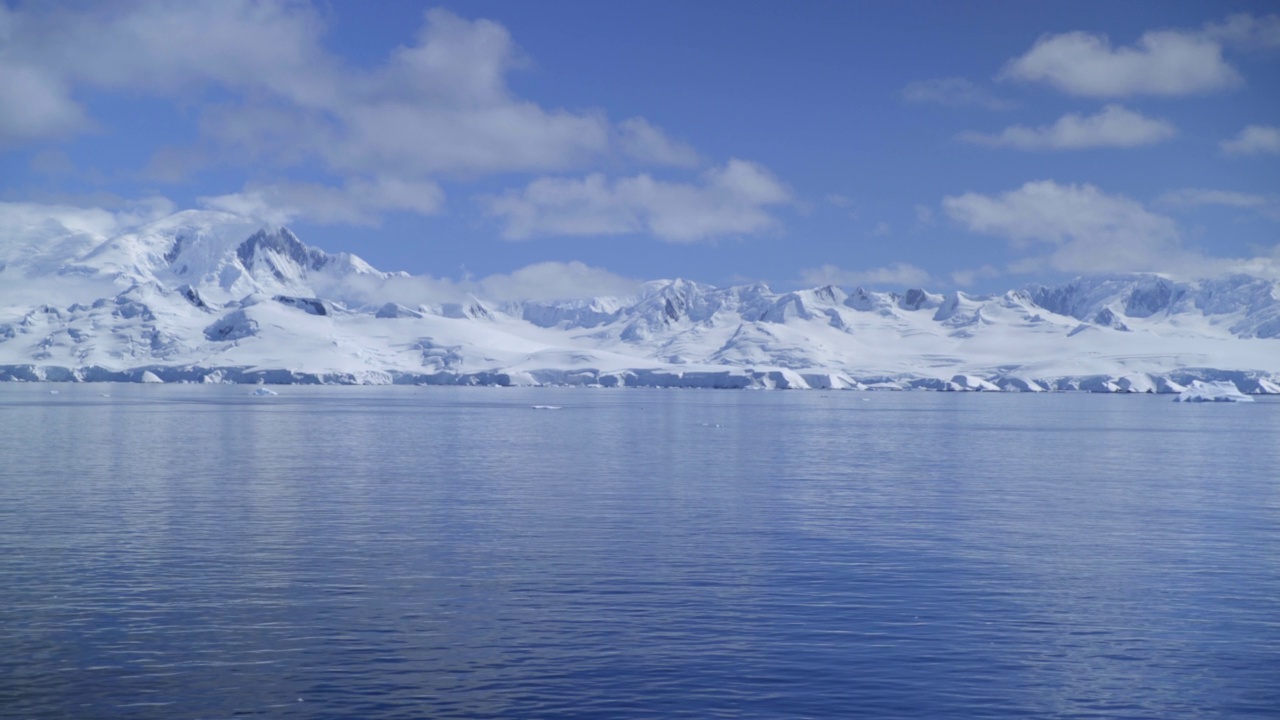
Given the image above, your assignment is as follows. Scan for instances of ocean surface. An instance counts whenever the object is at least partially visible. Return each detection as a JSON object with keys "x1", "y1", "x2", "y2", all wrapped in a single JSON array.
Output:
[{"x1": 2, "y1": 385, "x2": 1278, "y2": 719}]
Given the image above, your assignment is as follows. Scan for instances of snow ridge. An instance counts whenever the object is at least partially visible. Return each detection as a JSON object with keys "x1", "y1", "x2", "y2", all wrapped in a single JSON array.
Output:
[{"x1": 1, "y1": 212, "x2": 1278, "y2": 391}]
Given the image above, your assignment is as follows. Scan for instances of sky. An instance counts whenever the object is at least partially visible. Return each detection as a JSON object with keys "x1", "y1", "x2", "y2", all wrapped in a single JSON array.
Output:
[{"x1": 2, "y1": 0, "x2": 1279, "y2": 298}]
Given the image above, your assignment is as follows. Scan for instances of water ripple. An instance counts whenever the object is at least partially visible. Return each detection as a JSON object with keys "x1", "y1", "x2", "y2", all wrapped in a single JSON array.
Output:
[{"x1": 1, "y1": 386, "x2": 1278, "y2": 718}]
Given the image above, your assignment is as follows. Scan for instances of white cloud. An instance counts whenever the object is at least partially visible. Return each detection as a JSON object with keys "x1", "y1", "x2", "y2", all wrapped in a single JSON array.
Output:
[
  {"x1": 0, "y1": 0, "x2": 336, "y2": 140},
  {"x1": 870, "y1": 221, "x2": 891, "y2": 237},
  {"x1": 0, "y1": 198, "x2": 176, "y2": 306},
  {"x1": 799, "y1": 263, "x2": 931, "y2": 289},
  {"x1": 487, "y1": 160, "x2": 792, "y2": 242},
  {"x1": 0, "y1": 64, "x2": 89, "y2": 144},
  {"x1": 1204, "y1": 13, "x2": 1280, "y2": 50},
  {"x1": 0, "y1": 2, "x2": 712, "y2": 223},
  {"x1": 958, "y1": 104, "x2": 1176, "y2": 150},
  {"x1": 0, "y1": 197, "x2": 176, "y2": 240},
  {"x1": 900, "y1": 77, "x2": 1013, "y2": 110},
  {"x1": 1001, "y1": 29, "x2": 1241, "y2": 97},
  {"x1": 199, "y1": 178, "x2": 445, "y2": 226},
  {"x1": 616, "y1": 118, "x2": 699, "y2": 167},
  {"x1": 943, "y1": 180, "x2": 1188, "y2": 274},
  {"x1": 945, "y1": 182, "x2": 1280, "y2": 279},
  {"x1": 0, "y1": 201, "x2": 122, "y2": 241},
  {"x1": 914, "y1": 205, "x2": 935, "y2": 227},
  {"x1": 1220, "y1": 125, "x2": 1280, "y2": 156},
  {"x1": 329, "y1": 100, "x2": 610, "y2": 177}
]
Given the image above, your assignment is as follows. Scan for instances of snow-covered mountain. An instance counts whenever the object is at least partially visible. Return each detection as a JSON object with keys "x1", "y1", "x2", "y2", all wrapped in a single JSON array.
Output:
[{"x1": 2, "y1": 211, "x2": 1278, "y2": 392}]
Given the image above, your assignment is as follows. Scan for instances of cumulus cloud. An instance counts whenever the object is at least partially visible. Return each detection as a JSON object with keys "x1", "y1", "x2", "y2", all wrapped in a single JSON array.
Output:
[
  {"x1": 0, "y1": 0, "x2": 336, "y2": 141},
  {"x1": 1220, "y1": 125, "x2": 1280, "y2": 156},
  {"x1": 1001, "y1": 29, "x2": 1241, "y2": 97},
  {"x1": 944, "y1": 182, "x2": 1280, "y2": 278},
  {"x1": 487, "y1": 160, "x2": 792, "y2": 242},
  {"x1": 0, "y1": 2, "x2": 718, "y2": 227},
  {"x1": 958, "y1": 105, "x2": 1176, "y2": 150},
  {"x1": 1204, "y1": 13, "x2": 1280, "y2": 50},
  {"x1": 900, "y1": 77, "x2": 1013, "y2": 110},
  {"x1": 798, "y1": 263, "x2": 931, "y2": 289},
  {"x1": 943, "y1": 180, "x2": 1188, "y2": 274},
  {"x1": 199, "y1": 178, "x2": 445, "y2": 226}
]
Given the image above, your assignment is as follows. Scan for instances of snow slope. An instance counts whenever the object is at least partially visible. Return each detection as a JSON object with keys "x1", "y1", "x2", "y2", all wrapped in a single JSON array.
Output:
[{"x1": 2, "y1": 211, "x2": 1278, "y2": 392}]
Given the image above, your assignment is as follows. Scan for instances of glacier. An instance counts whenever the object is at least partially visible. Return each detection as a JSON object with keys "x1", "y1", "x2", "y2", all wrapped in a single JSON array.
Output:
[
  {"x1": 1, "y1": 210, "x2": 1278, "y2": 393},
  {"x1": 1174, "y1": 380, "x2": 1255, "y2": 403}
]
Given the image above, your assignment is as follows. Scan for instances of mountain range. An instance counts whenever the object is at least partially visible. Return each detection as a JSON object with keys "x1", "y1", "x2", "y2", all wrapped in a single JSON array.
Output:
[{"x1": 2, "y1": 210, "x2": 1278, "y2": 392}]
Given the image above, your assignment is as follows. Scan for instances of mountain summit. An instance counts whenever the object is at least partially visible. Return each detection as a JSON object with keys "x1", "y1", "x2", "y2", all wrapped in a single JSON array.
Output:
[{"x1": 1, "y1": 213, "x2": 1277, "y2": 391}]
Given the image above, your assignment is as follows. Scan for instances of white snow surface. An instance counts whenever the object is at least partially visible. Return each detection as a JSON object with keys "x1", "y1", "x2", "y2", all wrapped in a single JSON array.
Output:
[
  {"x1": 1174, "y1": 381, "x2": 1255, "y2": 403},
  {"x1": 2, "y1": 211, "x2": 1278, "y2": 392}
]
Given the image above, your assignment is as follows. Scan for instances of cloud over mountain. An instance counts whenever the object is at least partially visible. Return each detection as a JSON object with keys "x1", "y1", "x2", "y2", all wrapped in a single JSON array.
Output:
[
  {"x1": 487, "y1": 160, "x2": 792, "y2": 242},
  {"x1": 0, "y1": 2, "x2": 776, "y2": 237}
]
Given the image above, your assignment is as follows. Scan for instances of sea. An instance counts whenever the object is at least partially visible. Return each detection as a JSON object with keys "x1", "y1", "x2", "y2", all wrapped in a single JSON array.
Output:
[{"x1": 2, "y1": 384, "x2": 1277, "y2": 719}]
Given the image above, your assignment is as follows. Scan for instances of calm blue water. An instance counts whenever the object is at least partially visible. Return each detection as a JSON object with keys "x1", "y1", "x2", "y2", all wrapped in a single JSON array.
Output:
[{"x1": 2, "y1": 385, "x2": 1278, "y2": 719}]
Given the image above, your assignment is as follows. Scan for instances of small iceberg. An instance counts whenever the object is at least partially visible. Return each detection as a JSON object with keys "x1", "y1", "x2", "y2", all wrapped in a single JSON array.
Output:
[
  {"x1": 532, "y1": 405, "x2": 562, "y2": 410},
  {"x1": 1174, "y1": 380, "x2": 1254, "y2": 403},
  {"x1": 249, "y1": 387, "x2": 278, "y2": 396}
]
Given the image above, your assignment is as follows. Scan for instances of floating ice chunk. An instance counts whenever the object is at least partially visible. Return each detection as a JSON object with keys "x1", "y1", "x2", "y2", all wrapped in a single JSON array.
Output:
[
  {"x1": 48, "y1": 390, "x2": 59, "y2": 395},
  {"x1": 1174, "y1": 380, "x2": 1253, "y2": 403},
  {"x1": 140, "y1": 371, "x2": 163, "y2": 383},
  {"x1": 250, "y1": 387, "x2": 278, "y2": 396},
  {"x1": 532, "y1": 405, "x2": 561, "y2": 410}
]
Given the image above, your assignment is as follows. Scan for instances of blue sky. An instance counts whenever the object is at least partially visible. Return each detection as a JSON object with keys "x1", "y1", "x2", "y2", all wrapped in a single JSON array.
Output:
[{"x1": 2, "y1": 0, "x2": 1278, "y2": 296}]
